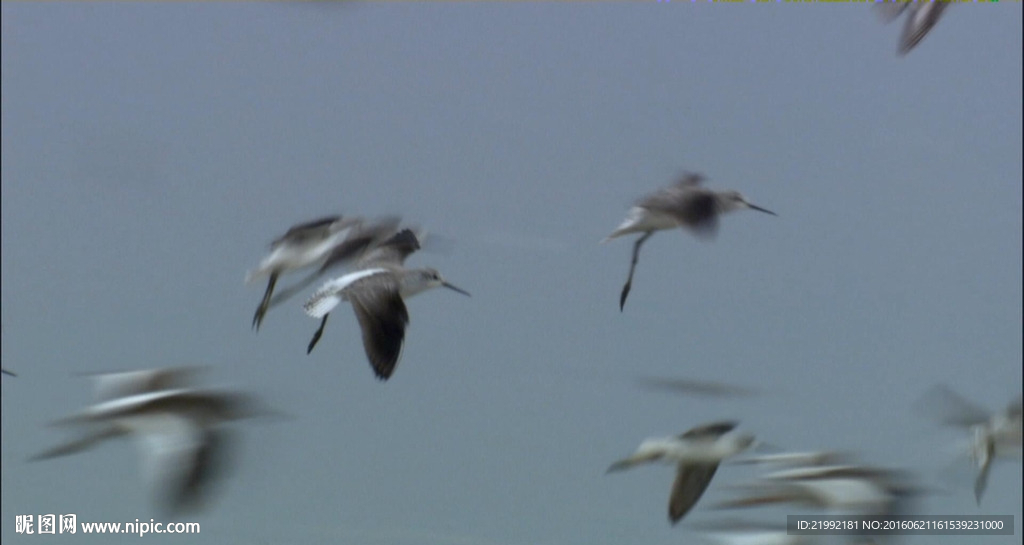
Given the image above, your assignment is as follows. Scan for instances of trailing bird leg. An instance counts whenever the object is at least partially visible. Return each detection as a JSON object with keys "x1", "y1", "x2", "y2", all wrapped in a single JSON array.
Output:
[
  {"x1": 620, "y1": 231, "x2": 653, "y2": 311},
  {"x1": 307, "y1": 314, "x2": 330, "y2": 354},
  {"x1": 252, "y1": 273, "x2": 279, "y2": 331}
]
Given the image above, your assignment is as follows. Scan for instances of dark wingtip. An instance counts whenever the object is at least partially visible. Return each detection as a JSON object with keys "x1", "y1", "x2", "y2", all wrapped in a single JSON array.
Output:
[{"x1": 619, "y1": 284, "x2": 631, "y2": 312}]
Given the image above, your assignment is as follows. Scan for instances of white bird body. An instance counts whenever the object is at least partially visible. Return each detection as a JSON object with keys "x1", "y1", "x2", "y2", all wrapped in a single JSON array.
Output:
[
  {"x1": 620, "y1": 434, "x2": 756, "y2": 467},
  {"x1": 603, "y1": 206, "x2": 681, "y2": 242},
  {"x1": 302, "y1": 268, "x2": 390, "y2": 319}
]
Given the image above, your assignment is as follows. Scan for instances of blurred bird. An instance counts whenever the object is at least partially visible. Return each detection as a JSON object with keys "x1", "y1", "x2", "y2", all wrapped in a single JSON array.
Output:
[
  {"x1": 31, "y1": 369, "x2": 278, "y2": 515},
  {"x1": 717, "y1": 464, "x2": 925, "y2": 519},
  {"x1": 603, "y1": 173, "x2": 775, "y2": 310},
  {"x1": 247, "y1": 215, "x2": 363, "y2": 331},
  {"x1": 916, "y1": 385, "x2": 1022, "y2": 504},
  {"x1": 264, "y1": 216, "x2": 404, "y2": 311},
  {"x1": 607, "y1": 421, "x2": 756, "y2": 524},
  {"x1": 303, "y1": 229, "x2": 470, "y2": 381}
]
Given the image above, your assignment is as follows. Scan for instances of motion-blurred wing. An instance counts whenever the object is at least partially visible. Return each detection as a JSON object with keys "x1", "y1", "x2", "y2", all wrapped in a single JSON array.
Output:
[{"x1": 669, "y1": 463, "x2": 719, "y2": 524}]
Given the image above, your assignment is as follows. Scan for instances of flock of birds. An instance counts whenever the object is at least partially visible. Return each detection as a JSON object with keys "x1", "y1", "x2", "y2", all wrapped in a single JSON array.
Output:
[
  {"x1": 2, "y1": 5, "x2": 1018, "y2": 545},
  {"x1": 11, "y1": 170, "x2": 1021, "y2": 543}
]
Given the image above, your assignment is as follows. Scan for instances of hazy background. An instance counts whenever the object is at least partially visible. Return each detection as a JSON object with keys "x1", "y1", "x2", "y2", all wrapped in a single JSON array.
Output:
[{"x1": 2, "y1": 3, "x2": 1021, "y2": 544}]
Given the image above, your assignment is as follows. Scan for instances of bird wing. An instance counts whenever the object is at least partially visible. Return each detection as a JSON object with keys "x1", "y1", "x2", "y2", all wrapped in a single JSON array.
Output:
[
  {"x1": 318, "y1": 216, "x2": 403, "y2": 273},
  {"x1": 676, "y1": 191, "x2": 719, "y2": 236},
  {"x1": 915, "y1": 384, "x2": 992, "y2": 428},
  {"x1": 673, "y1": 172, "x2": 706, "y2": 188},
  {"x1": 669, "y1": 462, "x2": 720, "y2": 524},
  {"x1": 899, "y1": 3, "x2": 946, "y2": 55},
  {"x1": 875, "y1": 1, "x2": 910, "y2": 23},
  {"x1": 348, "y1": 277, "x2": 410, "y2": 380},
  {"x1": 86, "y1": 367, "x2": 204, "y2": 403},
  {"x1": 269, "y1": 215, "x2": 344, "y2": 248},
  {"x1": 681, "y1": 421, "x2": 739, "y2": 439},
  {"x1": 640, "y1": 185, "x2": 719, "y2": 236},
  {"x1": 356, "y1": 229, "x2": 422, "y2": 268},
  {"x1": 50, "y1": 389, "x2": 196, "y2": 426},
  {"x1": 29, "y1": 425, "x2": 126, "y2": 461}
]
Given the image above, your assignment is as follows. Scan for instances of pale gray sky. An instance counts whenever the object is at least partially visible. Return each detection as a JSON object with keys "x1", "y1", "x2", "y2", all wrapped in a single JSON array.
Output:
[{"x1": 2, "y1": 3, "x2": 1021, "y2": 544}]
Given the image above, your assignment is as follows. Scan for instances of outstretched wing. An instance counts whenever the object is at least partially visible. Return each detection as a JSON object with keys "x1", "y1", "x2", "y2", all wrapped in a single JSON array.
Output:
[
  {"x1": 915, "y1": 384, "x2": 992, "y2": 429},
  {"x1": 349, "y1": 278, "x2": 410, "y2": 381},
  {"x1": 875, "y1": 1, "x2": 910, "y2": 24},
  {"x1": 29, "y1": 426, "x2": 126, "y2": 461},
  {"x1": 270, "y1": 215, "x2": 344, "y2": 248},
  {"x1": 669, "y1": 463, "x2": 719, "y2": 524},
  {"x1": 681, "y1": 421, "x2": 739, "y2": 440},
  {"x1": 898, "y1": 3, "x2": 947, "y2": 56},
  {"x1": 357, "y1": 229, "x2": 423, "y2": 268}
]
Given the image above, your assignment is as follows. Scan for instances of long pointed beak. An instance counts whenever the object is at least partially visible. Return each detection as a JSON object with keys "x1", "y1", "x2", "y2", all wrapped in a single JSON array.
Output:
[
  {"x1": 442, "y1": 282, "x2": 471, "y2": 297},
  {"x1": 606, "y1": 460, "x2": 631, "y2": 474},
  {"x1": 606, "y1": 457, "x2": 642, "y2": 474},
  {"x1": 748, "y1": 204, "x2": 777, "y2": 216}
]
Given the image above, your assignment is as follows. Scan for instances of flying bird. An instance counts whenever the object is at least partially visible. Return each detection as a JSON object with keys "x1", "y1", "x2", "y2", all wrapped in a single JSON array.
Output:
[
  {"x1": 606, "y1": 421, "x2": 756, "y2": 524},
  {"x1": 916, "y1": 385, "x2": 1022, "y2": 503},
  {"x1": 716, "y1": 464, "x2": 927, "y2": 520},
  {"x1": 31, "y1": 371, "x2": 277, "y2": 515},
  {"x1": 262, "y1": 216, "x2": 404, "y2": 312},
  {"x1": 603, "y1": 173, "x2": 775, "y2": 310},
  {"x1": 247, "y1": 215, "x2": 365, "y2": 331},
  {"x1": 303, "y1": 229, "x2": 470, "y2": 381}
]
